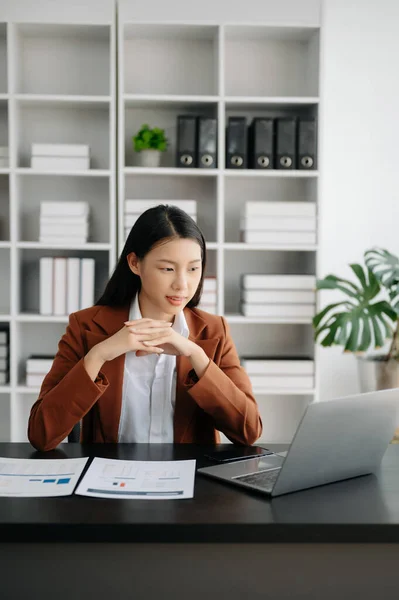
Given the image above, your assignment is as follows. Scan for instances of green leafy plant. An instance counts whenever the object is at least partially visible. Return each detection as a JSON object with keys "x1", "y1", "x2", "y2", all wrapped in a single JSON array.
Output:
[
  {"x1": 132, "y1": 124, "x2": 168, "y2": 152},
  {"x1": 313, "y1": 247, "x2": 399, "y2": 360}
]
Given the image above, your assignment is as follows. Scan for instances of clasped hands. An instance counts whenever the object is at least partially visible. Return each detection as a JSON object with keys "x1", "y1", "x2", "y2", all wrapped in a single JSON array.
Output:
[{"x1": 124, "y1": 318, "x2": 196, "y2": 358}]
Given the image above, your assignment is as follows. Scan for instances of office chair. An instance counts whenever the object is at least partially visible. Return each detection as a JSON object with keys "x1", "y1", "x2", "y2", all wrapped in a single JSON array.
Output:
[{"x1": 68, "y1": 421, "x2": 81, "y2": 442}]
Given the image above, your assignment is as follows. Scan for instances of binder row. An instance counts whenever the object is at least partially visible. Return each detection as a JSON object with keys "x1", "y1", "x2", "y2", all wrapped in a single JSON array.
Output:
[
  {"x1": 175, "y1": 115, "x2": 317, "y2": 170},
  {"x1": 0, "y1": 329, "x2": 9, "y2": 385},
  {"x1": 227, "y1": 116, "x2": 317, "y2": 170}
]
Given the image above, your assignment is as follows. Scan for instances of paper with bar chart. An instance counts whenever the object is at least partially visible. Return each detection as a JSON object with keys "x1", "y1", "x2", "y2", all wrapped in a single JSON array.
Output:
[
  {"x1": 75, "y1": 457, "x2": 196, "y2": 500},
  {"x1": 0, "y1": 457, "x2": 89, "y2": 497}
]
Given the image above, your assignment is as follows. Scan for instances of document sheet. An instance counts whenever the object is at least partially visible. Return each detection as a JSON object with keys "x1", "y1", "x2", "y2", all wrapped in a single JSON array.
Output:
[
  {"x1": 0, "y1": 457, "x2": 89, "y2": 497},
  {"x1": 75, "y1": 457, "x2": 196, "y2": 499}
]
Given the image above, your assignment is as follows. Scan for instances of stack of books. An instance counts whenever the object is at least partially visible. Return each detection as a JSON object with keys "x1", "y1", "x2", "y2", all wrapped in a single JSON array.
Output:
[
  {"x1": 26, "y1": 355, "x2": 54, "y2": 388},
  {"x1": 31, "y1": 143, "x2": 90, "y2": 171},
  {"x1": 241, "y1": 274, "x2": 316, "y2": 318},
  {"x1": 241, "y1": 357, "x2": 315, "y2": 391},
  {"x1": 198, "y1": 277, "x2": 217, "y2": 314},
  {"x1": 40, "y1": 202, "x2": 90, "y2": 245},
  {"x1": 241, "y1": 201, "x2": 317, "y2": 245},
  {"x1": 40, "y1": 257, "x2": 95, "y2": 316},
  {"x1": 0, "y1": 329, "x2": 9, "y2": 385},
  {"x1": 0, "y1": 146, "x2": 9, "y2": 168},
  {"x1": 124, "y1": 200, "x2": 197, "y2": 240}
]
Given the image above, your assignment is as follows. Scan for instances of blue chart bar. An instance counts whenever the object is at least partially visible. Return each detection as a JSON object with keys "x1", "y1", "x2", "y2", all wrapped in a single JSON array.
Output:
[
  {"x1": 43, "y1": 479, "x2": 56, "y2": 483},
  {"x1": 57, "y1": 478, "x2": 71, "y2": 485}
]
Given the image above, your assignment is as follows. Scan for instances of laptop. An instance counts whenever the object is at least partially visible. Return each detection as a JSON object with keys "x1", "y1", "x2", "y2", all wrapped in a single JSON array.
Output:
[{"x1": 197, "y1": 389, "x2": 399, "y2": 497}]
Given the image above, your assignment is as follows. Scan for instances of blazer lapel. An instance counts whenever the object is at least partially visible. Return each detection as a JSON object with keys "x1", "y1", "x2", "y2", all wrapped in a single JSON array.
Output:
[
  {"x1": 86, "y1": 305, "x2": 129, "y2": 442},
  {"x1": 174, "y1": 309, "x2": 220, "y2": 442}
]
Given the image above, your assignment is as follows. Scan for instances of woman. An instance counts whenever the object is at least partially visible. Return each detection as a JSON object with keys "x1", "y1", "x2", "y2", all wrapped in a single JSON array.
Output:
[{"x1": 28, "y1": 205, "x2": 263, "y2": 451}]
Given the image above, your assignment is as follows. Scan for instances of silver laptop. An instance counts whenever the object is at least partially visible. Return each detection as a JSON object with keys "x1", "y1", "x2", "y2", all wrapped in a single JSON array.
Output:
[{"x1": 198, "y1": 389, "x2": 399, "y2": 497}]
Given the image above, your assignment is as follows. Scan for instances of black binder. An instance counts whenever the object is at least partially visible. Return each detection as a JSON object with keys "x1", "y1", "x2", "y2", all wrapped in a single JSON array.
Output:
[
  {"x1": 176, "y1": 115, "x2": 197, "y2": 168},
  {"x1": 226, "y1": 117, "x2": 247, "y2": 169},
  {"x1": 248, "y1": 118, "x2": 274, "y2": 169},
  {"x1": 275, "y1": 117, "x2": 296, "y2": 169},
  {"x1": 297, "y1": 118, "x2": 317, "y2": 170},
  {"x1": 197, "y1": 117, "x2": 217, "y2": 168}
]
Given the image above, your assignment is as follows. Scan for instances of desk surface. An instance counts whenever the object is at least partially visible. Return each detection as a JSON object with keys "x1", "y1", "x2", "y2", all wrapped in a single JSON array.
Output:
[{"x1": 1, "y1": 443, "x2": 399, "y2": 543}]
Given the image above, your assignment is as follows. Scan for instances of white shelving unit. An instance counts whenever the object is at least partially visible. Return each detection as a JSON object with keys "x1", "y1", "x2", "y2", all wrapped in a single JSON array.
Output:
[
  {"x1": 0, "y1": 0, "x2": 116, "y2": 441},
  {"x1": 118, "y1": 6, "x2": 321, "y2": 444}
]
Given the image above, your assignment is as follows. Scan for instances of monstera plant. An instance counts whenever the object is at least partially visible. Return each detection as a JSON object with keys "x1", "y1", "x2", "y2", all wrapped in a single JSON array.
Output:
[
  {"x1": 313, "y1": 247, "x2": 399, "y2": 360},
  {"x1": 314, "y1": 247, "x2": 399, "y2": 409}
]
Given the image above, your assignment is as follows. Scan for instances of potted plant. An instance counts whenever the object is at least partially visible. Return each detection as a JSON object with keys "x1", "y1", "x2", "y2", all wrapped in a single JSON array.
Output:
[
  {"x1": 313, "y1": 247, "x2": 399, "y2": 440},
  {"x1": 132, "y1": 123, "x2": 168, "y2": 168}
]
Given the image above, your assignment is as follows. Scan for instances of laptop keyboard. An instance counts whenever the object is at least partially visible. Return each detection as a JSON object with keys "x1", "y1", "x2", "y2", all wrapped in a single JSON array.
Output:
[{"x1": 233, "y1": 468, "x2": 281, "y2": 492}]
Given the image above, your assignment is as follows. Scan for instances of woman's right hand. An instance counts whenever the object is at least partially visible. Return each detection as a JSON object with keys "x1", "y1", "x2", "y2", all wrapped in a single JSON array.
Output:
[{"x1": 94, "y1": 319, "x2": 173, "y2": 362}]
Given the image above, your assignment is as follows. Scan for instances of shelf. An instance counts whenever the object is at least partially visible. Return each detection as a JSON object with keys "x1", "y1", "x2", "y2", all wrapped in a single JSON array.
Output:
[
  {"x1": 17, "y1": 242, "x2": 111, "y2": 251},
  {"x1": 15, "y1": 94, "x2": 111, "y2": 108},
  {"x1": 16, "y1": 168, "x2": 111, "y2": 177},
  {"x1": 0, "y1": 386, "x2": 11, "y2": 393},
  {"x1": 223, "y1": 243, "x2": 318, "y2": 252},
  {"x1": 16, "y1": 314, "x2": 69, "y2": 323},
  {"x1": 0, "y1": 94, "x2": 8, "y2": 102},
  {"x1": 225, "y1": 315, "x2": 313, "y2": 324},
  {"x1": 0, "y1": 169, "x2": 10, "y2": 175},
  {"x1": 124, "y1": 94, "x2": 219, "y2": 109},
  {"x1": 253, "y1": 388, "x2": 316, "y2": 396},
  {"x1": 0, "y1": 242, "x2": 11, "y2": 249},
  {"x1": 225, "y1": 96, "x2": 319, "y2": 109},
  {"x1": 124, "y1": 167, "x2": 219, "y2": 176},
  {"x1": 0, "y1": 315, "x2": 11, "y2": 321}
]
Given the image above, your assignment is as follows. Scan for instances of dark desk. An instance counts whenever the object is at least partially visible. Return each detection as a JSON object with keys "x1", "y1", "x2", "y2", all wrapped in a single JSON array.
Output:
[{"x1": 1, "y1": 443, "x2": 399, "y2": 600}]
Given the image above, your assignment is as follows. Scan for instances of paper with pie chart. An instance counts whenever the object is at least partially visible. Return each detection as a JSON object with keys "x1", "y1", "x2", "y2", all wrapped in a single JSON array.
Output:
[{"x1": 75, "y1": 457, "x2": 196, "y2": 499}]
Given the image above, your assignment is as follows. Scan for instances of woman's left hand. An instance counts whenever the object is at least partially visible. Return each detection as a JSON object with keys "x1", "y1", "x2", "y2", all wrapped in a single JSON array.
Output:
[{"x1": 124, "y1": 321, "x2": 196, "y2": 357}]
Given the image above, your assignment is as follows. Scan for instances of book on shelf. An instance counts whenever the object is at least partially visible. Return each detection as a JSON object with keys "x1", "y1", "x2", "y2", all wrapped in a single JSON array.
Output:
[
  {"x1": 31, "y1": 143, "x2": 90, "y2": 171},
  {"x1": 26, "y1": 355, "x2": 55, "y2": 374},
  {"x1": 26, "y1": 373, "x2": 47, "y2": 388},
  {"x1": 0, "y1": 331, "x2": 7, "y2": 345},
  {"x1": 240, "y1": 357, "x2": 314, "y2": 375},
  {"x1": 39, "y1": 256, "x2": 96, "y2": 316},
  {"x1": 32, "y1": 144, "x2": 90, "y2": 157},
  {"x1": 242, "y1": 231, "x2": 316, "y2": 244},
  {"x1": 241, "y1": 303, "x2": 315, "y2": 318},
  {"x1": 249, "y1": 374, "x2": 314, "y2": 389},
  {"x1": 0, "y1": 146, "x2": 8, "y2": 168},
  {"x1": 241, "y1": 274, "x2": 316, "y2": 290},
  {"x1": 31, "y1": 156, "x2": 90, "y2": 171},
  {"x1": 202, "y1": 277, "x2": 217, "y2": 292},
  {"x1": 242, "y1": 289, "x2": 315, "y2": 304},
  {"x1": 0, "y1": 372, "x2": 8, "y2": 385},
  {"x1": 80, "y1": 258, "x2": 95, "y2": 310},
  {"x1": 0, "y1": 357, "x2": 8, "y2": 370},
  {"x1": 244, "y1": 201, "x2": 316, "y2": 218},
  {"x1": 40, "y1": 202, "x2": 90, "y2": 217},
  {"x1": 0, "y1": 345, "x2": 8, "y2": 359},
  {"x1": 241, "y1": 216, "x2": 316, "y2": 232}
]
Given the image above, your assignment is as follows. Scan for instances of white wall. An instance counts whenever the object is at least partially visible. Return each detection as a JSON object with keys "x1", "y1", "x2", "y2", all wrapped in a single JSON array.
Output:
[{"x1": 318, "y1": 0, "x2": 399, "y2": 399}]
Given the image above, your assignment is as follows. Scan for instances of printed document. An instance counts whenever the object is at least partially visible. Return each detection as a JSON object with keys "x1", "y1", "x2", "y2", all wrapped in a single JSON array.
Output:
[
  {"x1": 75, "y1": 457, "x2": 196, "y2": 499},
  {"x1": 0, "y1": 457, "x2": 89, "y2": 497}
]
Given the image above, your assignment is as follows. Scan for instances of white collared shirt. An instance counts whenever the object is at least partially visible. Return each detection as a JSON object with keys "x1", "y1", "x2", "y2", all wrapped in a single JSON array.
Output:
[{"x1": 118, "y1": 295, "x2": 189, "y2": 443}]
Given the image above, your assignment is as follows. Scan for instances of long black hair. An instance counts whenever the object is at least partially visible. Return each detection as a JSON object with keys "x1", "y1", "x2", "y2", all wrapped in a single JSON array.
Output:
[{"x1": 96, "y1": 204, "x2": 207, "y2": 307}]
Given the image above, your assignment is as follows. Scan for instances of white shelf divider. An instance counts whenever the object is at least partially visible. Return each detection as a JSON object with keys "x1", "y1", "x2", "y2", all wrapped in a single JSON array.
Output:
[{"x1": 0, "y1": 0, "x2": 116, "y2": 442}]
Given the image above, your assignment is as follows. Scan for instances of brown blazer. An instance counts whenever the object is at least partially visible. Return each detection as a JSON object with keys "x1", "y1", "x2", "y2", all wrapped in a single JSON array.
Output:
[{"x1": 28, "y1": 304, "x2": 263, "y2": 451}]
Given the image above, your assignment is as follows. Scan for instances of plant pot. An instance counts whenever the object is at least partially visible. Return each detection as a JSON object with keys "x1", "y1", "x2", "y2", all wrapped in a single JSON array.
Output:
[
  {"x1": 137, "y1": 150, "x2": 162, "y2": 168},
  {"x1": 357, "y1": 356, "x2": 399, "y2": 441}
]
